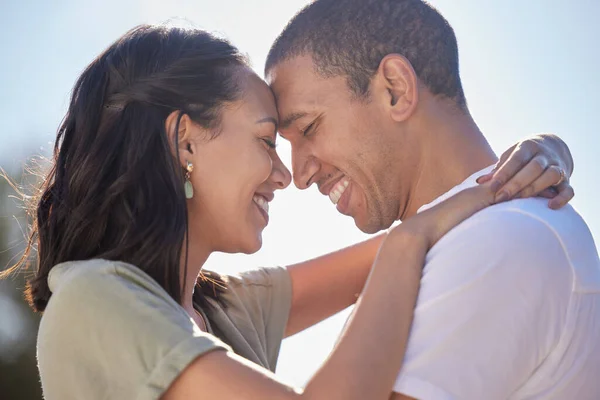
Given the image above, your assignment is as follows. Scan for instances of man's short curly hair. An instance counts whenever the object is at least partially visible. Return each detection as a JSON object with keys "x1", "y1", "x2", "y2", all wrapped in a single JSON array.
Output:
[{"x1": 266, "y1": 0, "x2": 466, "y2": 109}]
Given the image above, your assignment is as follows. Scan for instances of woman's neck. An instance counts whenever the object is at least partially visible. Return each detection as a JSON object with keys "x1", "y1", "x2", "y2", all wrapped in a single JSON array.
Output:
[{"x1": 179, "y1": 238, "x2": 211, "y2": 312}]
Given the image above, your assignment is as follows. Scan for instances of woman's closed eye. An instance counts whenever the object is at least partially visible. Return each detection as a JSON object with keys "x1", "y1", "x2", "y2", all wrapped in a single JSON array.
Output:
[{"x1": 262, "y1": 137, "x2": 277, "y2": 149}]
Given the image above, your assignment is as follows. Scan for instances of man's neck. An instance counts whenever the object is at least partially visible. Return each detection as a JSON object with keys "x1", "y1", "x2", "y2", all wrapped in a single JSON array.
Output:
[{"x1": 400, "y1": 105, "x2": 498, "y2": 220}]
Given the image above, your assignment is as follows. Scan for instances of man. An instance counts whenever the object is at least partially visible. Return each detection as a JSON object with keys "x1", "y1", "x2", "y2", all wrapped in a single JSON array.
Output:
[{"x1": 265, "y1": 0, "x2": 600, "y2": 398}]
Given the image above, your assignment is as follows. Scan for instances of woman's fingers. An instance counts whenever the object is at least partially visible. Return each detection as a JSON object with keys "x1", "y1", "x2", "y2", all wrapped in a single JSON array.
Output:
[
  {"x1": 514, "y1": 164, "x2": 562, "y2": 198},
  {"x1": 507, "y1": 164, "x2": 572, "y2": 209},
  {"x1": 476, "y1": 142, "x2": 571, "y2": 208},
  {"x1": 538, "y1": 187, "x2": 559, "y2": 199},
  {"x1": 476, "y1": 145, "x2": 516, "y2": 187},
  {"x1": 549, "y1": 181, "x2": 574, "y2": 210},
  {"x1": 494, "y1": 155, "x2": 549, "y2": 201},
  {"x1": 486, "y1": 143, "x2": 535, "y2": 192}
]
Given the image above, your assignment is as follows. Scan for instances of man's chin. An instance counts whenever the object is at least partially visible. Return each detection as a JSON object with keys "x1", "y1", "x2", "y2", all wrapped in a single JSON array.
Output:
[
  {"x1": 351, "y1": 210, "x2": 397, "y2": 234},
  {"x1": 353, "y1": 215, "x2": 387, "y2": 235}
]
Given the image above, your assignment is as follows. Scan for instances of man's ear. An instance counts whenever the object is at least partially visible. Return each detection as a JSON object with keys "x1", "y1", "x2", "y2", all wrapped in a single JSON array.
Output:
[
  {"x1": 375, "y1": 54, "x2": 419, "y2": 122},
  {"x1": 165, "y1": 111, "x2": 197, "y2": 168}
]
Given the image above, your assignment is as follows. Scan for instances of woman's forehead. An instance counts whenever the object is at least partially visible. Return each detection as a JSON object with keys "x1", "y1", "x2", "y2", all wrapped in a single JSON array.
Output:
[{"x1": 238, "y1": 72, "x2": 279, "y2": 122}]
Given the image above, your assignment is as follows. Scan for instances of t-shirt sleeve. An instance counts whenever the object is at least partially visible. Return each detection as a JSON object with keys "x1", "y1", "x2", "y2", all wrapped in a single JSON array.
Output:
[
  {"x1": 393, "y1": 209, "x2": 572, "y2": 400},
  {"x1": 39, "y1": 260, "x2": 231, "y2": 400},
  {"x1": 224, "y1": 266, "x2": 292, "y2": 367}
]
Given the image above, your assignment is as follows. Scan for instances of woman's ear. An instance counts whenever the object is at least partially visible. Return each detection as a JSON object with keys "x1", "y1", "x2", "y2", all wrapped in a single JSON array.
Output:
[
  {"x1": 165, "y1": 111, "x2": 197, "y2": 168},
  {"x1": 376, "y1": 54, "x2": 419, "y2": 122}
]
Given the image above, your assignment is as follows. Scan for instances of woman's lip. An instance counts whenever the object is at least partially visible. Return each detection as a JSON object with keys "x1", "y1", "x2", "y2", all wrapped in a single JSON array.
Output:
[
  {"x1": 254, "y1": 200, "x2": 269, "y2": 225},
  {"x1": 255, "y1": 191, "x2": 274, "y2": 202}
]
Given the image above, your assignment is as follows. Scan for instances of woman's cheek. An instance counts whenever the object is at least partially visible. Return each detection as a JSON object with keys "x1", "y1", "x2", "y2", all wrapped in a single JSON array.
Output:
[{"x1": 253, "y1": 147, "x2": 274, "y2": 184}]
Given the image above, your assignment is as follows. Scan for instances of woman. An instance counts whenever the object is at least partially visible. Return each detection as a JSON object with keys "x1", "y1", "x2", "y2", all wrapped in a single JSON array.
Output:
[{"x1": 6, "y1": 25, "x2": 574, "y2": 399}]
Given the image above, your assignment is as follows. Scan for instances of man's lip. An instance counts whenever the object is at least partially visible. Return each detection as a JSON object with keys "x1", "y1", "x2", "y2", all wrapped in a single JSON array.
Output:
[
  {"x1": 336, "y1": 180, "x2": 353, "y2": 216},
  {"x1": 318, "y1": 175, "x2": 345, "y2": 197}
]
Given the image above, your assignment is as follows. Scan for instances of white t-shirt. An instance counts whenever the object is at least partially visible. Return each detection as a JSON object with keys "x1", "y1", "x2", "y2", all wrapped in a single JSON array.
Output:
[{"x1": 393, "y1": 166, "x2": 600, "y2": 400}]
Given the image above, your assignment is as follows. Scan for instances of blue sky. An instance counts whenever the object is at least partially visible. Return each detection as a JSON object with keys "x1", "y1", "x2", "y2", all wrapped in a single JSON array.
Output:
[{"x1": 1, "y1": 0, "x2": 599, "y2": 387}]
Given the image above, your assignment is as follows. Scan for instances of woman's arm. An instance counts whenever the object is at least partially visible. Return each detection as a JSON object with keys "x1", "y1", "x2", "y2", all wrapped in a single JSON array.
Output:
[
  {"x1": 284, "y1": 133, "x2": 576, "y2": 337},
  {"x1": 164, "y1": 231, "x2": 425, "y2": 400},
  {"x1": 285, "y1": 233, "x2": 385, "y2": 337},
  {"x1": 162, "y1": 183, "x2": 497, "y2": 400}
]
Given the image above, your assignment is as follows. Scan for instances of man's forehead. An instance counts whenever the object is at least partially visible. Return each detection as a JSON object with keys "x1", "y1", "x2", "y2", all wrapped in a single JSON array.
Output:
[
  {"x1": 266, "y1": 54, "x2": 317, "y2": 85},
  {"x1": 268, "y1": 54, "x2": 353, "y2": 130},
  {"x1": 268, "y1": 60, "x2": 323, "y2": 122},
  {"x1": 270, "y1": 85, "x2": 314, "y2": 129},
  {"x1": 268, "y1": 55, "x2": 321, "y2": 100}
]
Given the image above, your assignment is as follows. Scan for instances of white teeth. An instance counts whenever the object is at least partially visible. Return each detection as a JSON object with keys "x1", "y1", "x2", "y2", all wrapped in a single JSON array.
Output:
[
  {"x1": 253, "y1": 195, "x2": 269, "y2": 215},
  {"x1": 328, "y1": 179, "x2": 349, "y2": 205}
]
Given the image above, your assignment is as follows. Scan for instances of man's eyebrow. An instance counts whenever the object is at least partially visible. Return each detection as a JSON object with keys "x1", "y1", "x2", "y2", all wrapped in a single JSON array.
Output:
[
  {"x1": 256, "y1": 117, "x2": 278, "y2": 133},
  {"x1": 280, "y1": 112, "x2": 308, "y2": 130}
]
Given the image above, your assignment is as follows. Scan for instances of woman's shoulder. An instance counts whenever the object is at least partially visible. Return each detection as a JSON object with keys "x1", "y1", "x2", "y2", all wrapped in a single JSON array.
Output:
[
  {"x1": 199, "y1": 266, "x2": 292, "y2": 370},
  {"x1": 42, "y1": 258, "x2": 187, "y2": 339},
  {"x1": 39, "y1": 259, "x2": 232, "y2": 400},
  {"x1": 42, "y1": 257, "x2": 230, "y2": 343},
  {"x1": 199, "y1": 266, "x2": 291, "y2": 311},
  {"x1": 48, "y1": 258, "x2": 171, "y2": 303},
  {"x1": 211, "y1": 265, "x2": 292, "y2": 313},
  {"x1": 49, "y1": 258, "x2": 157, "y2": 288},
  {"x1": 222, "y1": 265, "x2": 290, "y2": 290}
]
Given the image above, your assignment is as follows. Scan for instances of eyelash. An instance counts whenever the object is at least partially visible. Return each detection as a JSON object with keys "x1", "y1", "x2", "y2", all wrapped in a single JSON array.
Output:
[
  {"x1": 262, "y1": 138, "x2": 277, "y2": 149},
  {"x1": 302, "y1": 121, "x2": 316, "y2": 137}
]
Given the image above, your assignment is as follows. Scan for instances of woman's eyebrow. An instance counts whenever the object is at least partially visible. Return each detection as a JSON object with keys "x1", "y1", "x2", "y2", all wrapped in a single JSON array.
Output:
[{"x1": 256, "y1": 117, "x2": 278, "y2": 133}]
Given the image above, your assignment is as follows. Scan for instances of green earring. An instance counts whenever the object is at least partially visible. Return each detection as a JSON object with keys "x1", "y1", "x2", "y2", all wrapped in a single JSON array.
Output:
[{"x1": 184, "y1": 161, "x2": 194, "y2": 199}]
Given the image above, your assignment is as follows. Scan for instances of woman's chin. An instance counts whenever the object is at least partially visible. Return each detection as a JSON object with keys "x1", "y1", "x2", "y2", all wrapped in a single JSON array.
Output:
[
  {"x1": 244, "y1": 234, "x2": 263, "y2": 254},
  {"x1": 219, "y1": 233, "x2": 263, "y2": 255}
]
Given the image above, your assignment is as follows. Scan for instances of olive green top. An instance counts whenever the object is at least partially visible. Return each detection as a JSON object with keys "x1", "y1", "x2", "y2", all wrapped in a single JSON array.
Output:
[{"x1": 38, "y1": 258, "x2": 292, "y2": 400}]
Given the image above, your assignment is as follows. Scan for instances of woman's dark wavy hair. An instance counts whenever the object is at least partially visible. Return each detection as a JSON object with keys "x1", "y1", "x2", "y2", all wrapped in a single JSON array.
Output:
[{"x1": 5, "y1": 24, "x2": 249, "y2": 312}]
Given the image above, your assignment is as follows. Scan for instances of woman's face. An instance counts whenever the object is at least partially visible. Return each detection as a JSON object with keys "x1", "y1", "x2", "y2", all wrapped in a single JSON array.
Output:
[{"x1": 186, "y1": 70, "x2": 291, "y2": 254}]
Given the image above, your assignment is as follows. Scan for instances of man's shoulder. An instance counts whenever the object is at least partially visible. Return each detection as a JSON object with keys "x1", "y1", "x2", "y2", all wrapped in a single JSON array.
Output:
[
  {"x1": 435, "y1": 196, "x2": 588, "y2": 255},
  {"x1": 430, "y1": 198, "x2": 561, "y2": 255},
  {"x1": 395, "y1": 203, "x2": 600, "y2": 400},
  {"x1": 420, "y1": 199, "x2": 573, "y2": 295},
  {"x1": 465, "y1": 198, "x2": 598, "y2": 282},
  {"x1": 423, "y1": 197, "x2": 600, "y2": 295},
  {"x1": 479, "y1": 197, "x2": 586, "y2": 232}
]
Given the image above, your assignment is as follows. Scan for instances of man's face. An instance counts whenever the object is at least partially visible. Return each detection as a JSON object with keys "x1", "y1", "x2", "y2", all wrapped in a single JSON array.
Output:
[{"x1": 268, "y1": 55, "x2": 407, "y2": 233}]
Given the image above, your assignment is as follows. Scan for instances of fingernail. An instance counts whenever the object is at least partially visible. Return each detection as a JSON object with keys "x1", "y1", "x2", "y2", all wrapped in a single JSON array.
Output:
[
  {"x1": 491, "y1": 180, "x2": 502, "y2": 192},
  {"x1": 495, "y1": 191, "x2": 509, "y2": 203},
  {"x1": 476, "y1": 176, "x2": 484, "y2": 184}
]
